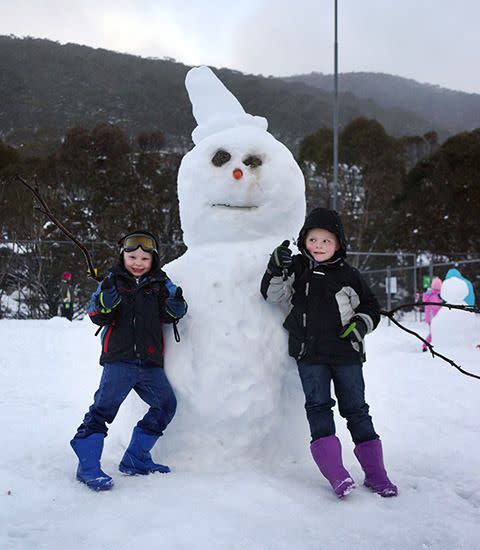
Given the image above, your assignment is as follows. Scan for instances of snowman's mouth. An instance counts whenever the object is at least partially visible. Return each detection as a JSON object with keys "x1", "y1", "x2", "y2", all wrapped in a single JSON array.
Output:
[{"x1": 212, "y1": 203, "x2": 258, "y2": 210}]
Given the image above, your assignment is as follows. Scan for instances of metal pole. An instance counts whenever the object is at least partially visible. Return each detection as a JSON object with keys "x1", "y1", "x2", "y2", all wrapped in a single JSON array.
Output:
[
  {"x1": 386, "y1": 265, "x2": 391, "y2": 326},
  {"x1": 413, "y1": 254, "x2": 418, "y2": 321},
  {"x1": 332, "y1": 0, "x2": 339, "y2": 211}
]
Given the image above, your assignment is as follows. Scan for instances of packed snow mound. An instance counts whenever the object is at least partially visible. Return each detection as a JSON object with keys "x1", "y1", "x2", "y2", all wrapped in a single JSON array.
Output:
[{"x1": 431, "y1": 276, "x2": 477, "y2": 350}]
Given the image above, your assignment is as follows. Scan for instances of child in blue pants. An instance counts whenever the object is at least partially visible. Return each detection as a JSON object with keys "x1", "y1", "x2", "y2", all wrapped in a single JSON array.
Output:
[
  {"x1": 71, "y1": 230, "x2": 187, "y2": 491},
  {"x1": 261, "y1": 208, "x2": 397, "y2": 498}
]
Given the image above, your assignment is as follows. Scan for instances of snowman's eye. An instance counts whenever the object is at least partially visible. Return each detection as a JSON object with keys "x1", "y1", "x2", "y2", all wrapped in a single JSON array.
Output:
[
  {"x1": 212, "y1": 150, "x2": 231, "y2": 167},
  {"x1": 243, "y1": 155, "x2": 263, "y2": 168}
]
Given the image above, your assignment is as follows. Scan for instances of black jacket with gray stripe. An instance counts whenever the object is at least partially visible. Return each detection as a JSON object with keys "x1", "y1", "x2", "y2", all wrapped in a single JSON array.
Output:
[{"x1": 261, "y1": 254, "x2": 380, "y2": 364}]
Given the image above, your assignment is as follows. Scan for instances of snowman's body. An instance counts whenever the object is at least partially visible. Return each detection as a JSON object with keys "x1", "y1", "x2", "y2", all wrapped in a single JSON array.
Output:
[
  {"x1": 162, "y1": 68, "x2": 307, "y2": 465},
  {"x1": 430, "y1": 276, "x2": 477, "y2": 349}
]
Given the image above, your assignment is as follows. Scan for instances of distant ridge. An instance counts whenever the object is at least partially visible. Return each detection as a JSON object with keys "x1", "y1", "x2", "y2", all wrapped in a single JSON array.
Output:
[
  {"x1": 283, "y1": 72, "x2": 480, "y2": 135},
  {"x1": 1, "y1": 35, "x2": 474, "y2": 155}
]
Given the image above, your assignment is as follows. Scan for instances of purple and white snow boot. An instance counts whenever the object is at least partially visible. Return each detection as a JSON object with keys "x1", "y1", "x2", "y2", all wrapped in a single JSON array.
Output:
[
  {"x1": 354, "y1": 439, "x2": 398, "y2": 497},
  {"x1": 310, "y1": 435, "x2": 356, "y2": 498}
]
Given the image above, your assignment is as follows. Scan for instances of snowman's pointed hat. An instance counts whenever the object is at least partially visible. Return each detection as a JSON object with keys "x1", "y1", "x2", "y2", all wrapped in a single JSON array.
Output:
[{"x1": 185, "y1": 66, "x2": 268, "y2": 144}]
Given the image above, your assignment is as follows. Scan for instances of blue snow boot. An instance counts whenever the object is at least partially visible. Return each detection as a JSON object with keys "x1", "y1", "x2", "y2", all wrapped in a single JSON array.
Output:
[
  {"x1": 70, "y1": 433, "x2": 114, "y2": 491},
  {"x1": 119, "y1": 426, "x2": 170, "y2": 475}
]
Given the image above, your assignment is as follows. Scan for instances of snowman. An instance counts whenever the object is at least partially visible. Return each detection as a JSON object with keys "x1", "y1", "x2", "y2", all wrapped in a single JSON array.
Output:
[
  {"x1": 162, "y1": 66, "x2": 307, "y2": 466},
  {"x1": 430, "y1": 274, "x2": 477, "y2": 350}
]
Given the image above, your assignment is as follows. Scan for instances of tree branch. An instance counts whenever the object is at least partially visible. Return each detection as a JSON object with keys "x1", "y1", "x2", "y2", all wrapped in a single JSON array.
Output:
[
  {"x1": 15, "y1": 175, "x2": 101, "y2": 281},
  {"x1": 381, "y1": 302, "x2": 480, "y2": 380}
]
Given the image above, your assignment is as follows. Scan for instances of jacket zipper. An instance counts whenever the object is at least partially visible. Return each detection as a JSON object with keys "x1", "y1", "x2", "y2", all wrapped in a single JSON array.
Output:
[
  {"x1": 133, "y1": 277, "x2": 139, "y2": 356},
  {"x1": 297, "y1": 281, "x2": 310, "y2": 359}
]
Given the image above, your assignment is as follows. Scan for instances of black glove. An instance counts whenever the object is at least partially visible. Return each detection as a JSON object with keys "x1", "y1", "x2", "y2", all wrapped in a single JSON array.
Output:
[
  {"x1": 267, "y1": 240, "x2": 293, "y2": 277},
  {"x1": 165, "y1": 287, "x2": 188, "y2": 320},
  {"x1": 98, "y1": 275, "x2": 121, "y2": 311},
  {"x1": 339, "y1": 315, "x2": 368, "y2": 344}
]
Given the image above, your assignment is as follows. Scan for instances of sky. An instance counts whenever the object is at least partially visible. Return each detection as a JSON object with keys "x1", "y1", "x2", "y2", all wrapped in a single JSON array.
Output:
[{"x1": 2, "y1": 0, "x2": 480, "y2": 94}]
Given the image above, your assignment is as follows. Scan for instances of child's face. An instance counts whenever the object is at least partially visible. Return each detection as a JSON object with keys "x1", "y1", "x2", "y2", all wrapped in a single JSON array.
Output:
[
  {"x1": 305, "y1": 228, "x2": 339, "y2": 262},
  {"x1": 123, "y1": 248, "x2": 153, "y2": 277}
]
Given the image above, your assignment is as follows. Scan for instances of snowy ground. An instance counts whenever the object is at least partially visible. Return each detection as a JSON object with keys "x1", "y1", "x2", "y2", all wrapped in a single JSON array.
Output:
[{"x1": 1, "y1": 315, "x2": 480, "y2": 550}]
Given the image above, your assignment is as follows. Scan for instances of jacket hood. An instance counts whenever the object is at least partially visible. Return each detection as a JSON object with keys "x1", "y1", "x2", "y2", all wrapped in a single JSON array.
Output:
[
  {"x1": 297, "y1": 208, "x2": 348, "y2": 259},
  {"x1": 430, "y1": 276, "x2": 442, "y2": 291},
  {"x1": 445, "y1": 268, "x2": 463, "y2": 280}
]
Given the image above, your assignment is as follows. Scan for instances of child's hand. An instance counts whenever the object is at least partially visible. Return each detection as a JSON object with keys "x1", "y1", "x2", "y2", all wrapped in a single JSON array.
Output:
[
  {"x1": 99, "y1": 276, "x2": 121, "y2": 311},
  {"x1": 268, "y1": 240, "x2": 293, "y2": 277},
  {"x1": 101, "y1": 274, "x2": 114, "y2": 290},
  {"x1": 166, "y1": 287, "x2": 188, "y2": 320},
  {"x1": 339, "y1": 315, "x2": 368, "y2": 344}
]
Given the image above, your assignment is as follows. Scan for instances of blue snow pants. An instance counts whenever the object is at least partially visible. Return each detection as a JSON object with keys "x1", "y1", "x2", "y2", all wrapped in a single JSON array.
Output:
[
  {"x1": 297, "y1": 361, "x2": 378, "y2": 444},
  {"x1": 74, "y1": 361, "x2": 177, "y2": 438}
]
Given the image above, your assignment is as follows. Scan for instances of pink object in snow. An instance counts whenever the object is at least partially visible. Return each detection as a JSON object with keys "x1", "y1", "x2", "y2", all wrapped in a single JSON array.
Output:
[
  {"x1": 421, "y1": 278, "x2": 443, "y2": 349},
  {"x1": 422, "y1": 288, "x2": 442, "y2": 324}
]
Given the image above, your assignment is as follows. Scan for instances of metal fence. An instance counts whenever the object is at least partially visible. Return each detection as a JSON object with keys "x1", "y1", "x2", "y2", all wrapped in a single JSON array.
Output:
[
  {"x1": 1, "y1": 239, "x2": 479, "y2": 319},
  {"x1": 349, "y1": 252, "x2": 480, "y2": 314}
]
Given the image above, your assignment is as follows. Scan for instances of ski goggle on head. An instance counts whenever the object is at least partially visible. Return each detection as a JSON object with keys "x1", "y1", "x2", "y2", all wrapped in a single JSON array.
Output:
[{"x1": 121, "y1": 234, "x2": 158, "y2": 254}]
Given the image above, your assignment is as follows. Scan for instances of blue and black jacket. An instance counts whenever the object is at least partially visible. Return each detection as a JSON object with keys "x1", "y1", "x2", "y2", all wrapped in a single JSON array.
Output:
[{"x1": 87, "y1": 263, "x2": 182, "y2": 367}]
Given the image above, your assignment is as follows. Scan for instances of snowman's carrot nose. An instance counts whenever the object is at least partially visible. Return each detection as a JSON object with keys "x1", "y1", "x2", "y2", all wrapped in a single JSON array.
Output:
[{"x1": 233, "y1": 168, "x2": 243, "y2": 180}]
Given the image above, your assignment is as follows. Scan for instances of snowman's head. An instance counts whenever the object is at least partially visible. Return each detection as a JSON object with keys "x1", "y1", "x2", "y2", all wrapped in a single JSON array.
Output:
[
  {"x1": 440, "y1": 276, "x2": 469, "y2": 305},
  {"x1": 178, "y1": 66, "x2": 305, "y2": 247}
]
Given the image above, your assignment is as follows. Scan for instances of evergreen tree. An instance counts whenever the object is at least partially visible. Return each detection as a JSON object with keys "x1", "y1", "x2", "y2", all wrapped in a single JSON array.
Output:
[
  {"x1": 0, "y1": 124, "x2": 183, "y2": 318},
  {"x1": 298, "y1": 118, "x2": 405, "y2": 255},
  {"x1": 393, "y1": 128, "x2": 480, "y2": 254}
]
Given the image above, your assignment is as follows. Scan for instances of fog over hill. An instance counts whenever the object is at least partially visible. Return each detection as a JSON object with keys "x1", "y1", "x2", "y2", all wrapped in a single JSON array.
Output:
[{"x1": 284, "y1": 72, "x2": 480, "y2": 136}]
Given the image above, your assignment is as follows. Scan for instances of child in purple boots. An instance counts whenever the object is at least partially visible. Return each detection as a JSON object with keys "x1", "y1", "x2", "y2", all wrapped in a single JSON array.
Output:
[
  {"x1": 261, "y1": 208, "x2": 397, "y2": 498},
  {"x1": 70, "y1": 230, "x2": 187, "y2": 491}
]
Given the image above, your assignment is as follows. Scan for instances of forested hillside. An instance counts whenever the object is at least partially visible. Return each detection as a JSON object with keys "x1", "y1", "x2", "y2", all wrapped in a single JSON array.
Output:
[{"x1": 0, "y1": 36, "x2": 438, "y2": 155}]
